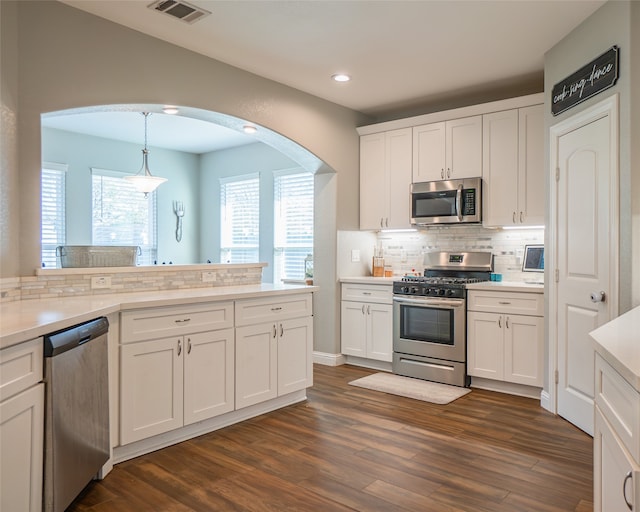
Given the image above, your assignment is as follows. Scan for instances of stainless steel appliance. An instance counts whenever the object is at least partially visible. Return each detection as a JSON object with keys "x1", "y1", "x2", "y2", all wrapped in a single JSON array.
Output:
[
  {"x1": 410, "y1": 177, "x2": 482, "y2": 226},
  {"x1": 43, "y1": 317, "x2": 110, "y2": 512},
  {"x1": 392, "y1": 251, "x2": 493, "y2": 387}
]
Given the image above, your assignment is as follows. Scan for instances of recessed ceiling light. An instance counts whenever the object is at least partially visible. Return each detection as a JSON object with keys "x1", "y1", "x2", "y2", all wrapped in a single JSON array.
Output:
[
  {"x1": 332, "y1": 73, "x2": 351, "y2": 83},
  {"x1": 243, "y1": 125, "x2": 257, "y2": 134},
  {"x1": 163, "y1": 106, "x2": 179, "y2": 115}
]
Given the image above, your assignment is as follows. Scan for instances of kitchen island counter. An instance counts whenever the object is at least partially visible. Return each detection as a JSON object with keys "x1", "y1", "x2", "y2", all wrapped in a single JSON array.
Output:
[{"x1": 0, "y1": 283, "x2": 317, "y2": 350}]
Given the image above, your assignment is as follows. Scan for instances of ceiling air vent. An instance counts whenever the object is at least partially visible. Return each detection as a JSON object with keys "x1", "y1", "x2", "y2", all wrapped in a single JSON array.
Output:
[{"x1": 148, "y1": 0, "x2": 211, "y2": 24}]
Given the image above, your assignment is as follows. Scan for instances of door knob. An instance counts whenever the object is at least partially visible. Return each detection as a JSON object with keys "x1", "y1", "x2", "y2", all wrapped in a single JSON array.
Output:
[{"x1": 590, "y1": 291, "x2": 606, "y2": 303}]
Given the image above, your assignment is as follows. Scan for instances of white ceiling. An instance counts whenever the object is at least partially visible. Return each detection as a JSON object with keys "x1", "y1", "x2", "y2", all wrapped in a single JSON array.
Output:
[{"x1": 49, "y1": 0, "x2": 607, "y2": 153}]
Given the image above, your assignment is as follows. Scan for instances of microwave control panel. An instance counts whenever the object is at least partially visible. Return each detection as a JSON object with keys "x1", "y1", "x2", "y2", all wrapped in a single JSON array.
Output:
[{"x1": 463, "y1": 188, "x2": 476, "y2": 215}]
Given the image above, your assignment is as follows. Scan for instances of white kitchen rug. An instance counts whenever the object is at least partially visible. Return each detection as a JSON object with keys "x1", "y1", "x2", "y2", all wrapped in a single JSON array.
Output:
[{"x1": 348, "y1": 373, "x2": 471, "y2": 405}]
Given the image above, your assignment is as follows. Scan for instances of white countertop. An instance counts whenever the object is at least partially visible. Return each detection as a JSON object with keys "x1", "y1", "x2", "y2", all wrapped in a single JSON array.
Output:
[
  {"x1": 0, "y1": 283, "x2": 317, "y2": 350},
  {"x1": 465, "y1": 281, "x2": 544, "y2": 293},
  {"x1": 590, "y1": 305, "x2": 640, "y2": 393},
  {"x1": 340, "y1": 276, "x2": 395, "y2": 285}
]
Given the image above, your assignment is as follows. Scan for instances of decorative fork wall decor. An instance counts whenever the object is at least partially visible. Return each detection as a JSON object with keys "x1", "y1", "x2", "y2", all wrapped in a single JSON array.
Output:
[{"x1": 173, "y1": 201, "x2": 185, "y2": 242}]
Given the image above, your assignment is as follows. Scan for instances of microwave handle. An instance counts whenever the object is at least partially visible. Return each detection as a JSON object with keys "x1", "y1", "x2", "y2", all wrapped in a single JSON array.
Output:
[{"x1": 456, "y1": 184, "x2": 463, "y2": 221}]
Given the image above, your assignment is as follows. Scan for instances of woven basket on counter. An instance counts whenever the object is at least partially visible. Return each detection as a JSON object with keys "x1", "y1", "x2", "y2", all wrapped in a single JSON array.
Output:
[{"x1": 55, "y1": 246, "x2": 140, "y2": 268}]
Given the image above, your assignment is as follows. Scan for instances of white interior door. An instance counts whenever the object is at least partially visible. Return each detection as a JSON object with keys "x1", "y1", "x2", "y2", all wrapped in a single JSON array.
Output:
[{"x1": 553, "y1": 97, "x2": 618, "y2": 436}]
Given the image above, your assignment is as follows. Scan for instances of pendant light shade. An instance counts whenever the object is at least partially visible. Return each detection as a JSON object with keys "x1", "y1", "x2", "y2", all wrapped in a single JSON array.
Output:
[{"x1": 124, "y1": 112, "x2": 167, "y2": 195}]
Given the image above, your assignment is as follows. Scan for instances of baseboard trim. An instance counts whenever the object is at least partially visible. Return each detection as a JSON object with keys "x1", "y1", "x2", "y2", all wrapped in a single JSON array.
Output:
[
  {"x1": 470, "y1": 377, "x2": 542, "y2": 401},
  {"x1": 313, "y1": 351, "x2": 346, "y2": 366},
  {"x1": 540, "y1": 390, "x2": 553, "y2": 413}
]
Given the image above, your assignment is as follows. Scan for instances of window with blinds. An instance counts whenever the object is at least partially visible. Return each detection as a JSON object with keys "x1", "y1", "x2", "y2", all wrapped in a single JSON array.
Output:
[
  {"x1": 220, "y1": 174, "x2": 260, "y2": 263},
  {"x1": 92, "y1": 168, "x2": 157, "y2": 265},
  {"x1": 273, "y1": 170, "x2": 314, "y2": 282},
  {"x1": 41, "y1": 163, "x2": 67, "y2": 268}
]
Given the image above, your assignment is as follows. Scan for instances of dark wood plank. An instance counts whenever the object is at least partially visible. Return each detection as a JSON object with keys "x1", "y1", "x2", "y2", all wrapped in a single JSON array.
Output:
[{"x1": 68, "y1": 364, "x2": 593, "y2": 511}]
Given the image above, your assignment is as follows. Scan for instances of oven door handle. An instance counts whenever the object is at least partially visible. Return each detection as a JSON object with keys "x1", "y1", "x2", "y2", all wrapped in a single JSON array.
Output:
[{"x1": 393, "y1": 297, "x2": 465, "y2": 308}]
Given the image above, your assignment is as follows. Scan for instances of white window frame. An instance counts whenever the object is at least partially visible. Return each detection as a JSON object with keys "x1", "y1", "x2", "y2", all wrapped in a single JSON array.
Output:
[
  {"x1": 219, "y1": 173, "x2": 260, "y2": 264},
  {"x1": 273, "y1": 169, "x2": 314, "y2": 282},
  {"x1": 91, "y1": 168, "x2": 157, "y2": 265},
  {"x1": 41, "y1": 162, "x2": 67, "y2": 268}
]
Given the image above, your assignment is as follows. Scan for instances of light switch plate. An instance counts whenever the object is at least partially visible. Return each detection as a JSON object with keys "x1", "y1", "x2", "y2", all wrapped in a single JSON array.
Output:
[
  {"x1": 351, "y1": 249, "x2": 360, "y2": 262},
  {"x1": 91, "y1": 276, "x2": 112, "y2": 289},
  {"x1": 202, "y1": 271, "x2": 216, "y2": 283}
]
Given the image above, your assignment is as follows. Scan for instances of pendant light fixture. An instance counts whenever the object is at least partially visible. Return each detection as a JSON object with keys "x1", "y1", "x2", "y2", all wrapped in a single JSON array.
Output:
[{"x1": 124, "y1": 112, "x2": 167, "y2": 196}]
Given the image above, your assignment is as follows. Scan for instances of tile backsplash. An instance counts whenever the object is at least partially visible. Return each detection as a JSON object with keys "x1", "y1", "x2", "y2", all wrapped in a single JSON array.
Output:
[
  {"x1": 340, "y1": 226, "x2": 544, "y2": 282},
  {"x1": 0, "y1": 263, "x2": 265, "y2": 303}
]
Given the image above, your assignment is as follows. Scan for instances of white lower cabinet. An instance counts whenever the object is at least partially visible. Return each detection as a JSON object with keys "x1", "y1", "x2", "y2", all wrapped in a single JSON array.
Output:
[
  {"x1": 235, "y1": 294, "x2": 313, "y2": 410},
  {"x1": 341, "y1": 282, "x2": 393, "y2": 363},
  {"x1": 120, "y1": 303, "x2": 235, "y2": 445},
  {"x1": 0, "y1": 338, "x2": 44, "y2": 512},
  {"x1": 594, "y1": 354, "x2": 640, "y2": 511},
  {"x1": 467, "y1": 290, "x2": 544, "y2": 388}
]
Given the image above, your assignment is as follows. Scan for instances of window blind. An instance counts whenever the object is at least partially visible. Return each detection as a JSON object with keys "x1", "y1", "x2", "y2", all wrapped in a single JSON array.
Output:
[
  {"x1": 91, "y1": 168, "x2": 157, "y2": 265},
  {"x1": 273, "y1": 170, "x2": 314, "y2": 281},
  {"x1": 41, "y1": 164, "x2": 67, "y2": 268},
  {"x1": 220, "y1": 174, "x2": 260, "y2": 263}
]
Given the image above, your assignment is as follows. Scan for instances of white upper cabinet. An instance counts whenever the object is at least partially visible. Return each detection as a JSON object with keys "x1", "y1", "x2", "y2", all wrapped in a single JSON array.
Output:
[
  {"x1": 360, "y1": 128, "x2": 412, "y2": 230},
  {"x1": 413, "y1": 115, "x2": 482, "y2": 183},
  {"x1": 483, "y1": 104, "x2": 544, "y2": 227}
]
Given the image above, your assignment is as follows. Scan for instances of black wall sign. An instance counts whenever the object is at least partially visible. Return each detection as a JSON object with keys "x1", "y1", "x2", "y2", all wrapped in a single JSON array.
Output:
[{"x1": 552, "y1": 46, "x2": 619, "y2": 116}]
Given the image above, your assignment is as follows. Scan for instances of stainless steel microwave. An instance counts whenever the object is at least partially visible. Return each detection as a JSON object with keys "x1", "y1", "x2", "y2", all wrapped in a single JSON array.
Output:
[{"x1": 410, "y1": 177, "x2": 482, "y2": 226}]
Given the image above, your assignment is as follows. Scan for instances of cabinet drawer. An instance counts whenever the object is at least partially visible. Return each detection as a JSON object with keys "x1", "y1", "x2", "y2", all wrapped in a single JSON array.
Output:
[
  {"x1": 121, "y1": 302, "x2": 234, "y2": 343},
  {"x1": 0, "y1": 338, "x2": 43, "y2": 402},
  {"x1": 467, "y1": 290, "x2": 543, "y2": 316},
  {"x1": 341, "y1": 283, "x2": 392, "y2": 304},
  {"x1": 596, "y1": 354, "x2": 640, "y2": 462},
  {"x1": 235, "y1": 293, "x2": 312, "y2": 327}
]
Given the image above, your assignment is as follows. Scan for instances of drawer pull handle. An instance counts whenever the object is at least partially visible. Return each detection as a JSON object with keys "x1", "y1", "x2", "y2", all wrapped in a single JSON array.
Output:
[
  {"x1": 362, "y1": 292, "x2": 372, "y2": 295},
  {"x1": 498, "y1": 302, "x2": 511, "y2": 305},
  {"x1": 271, "y1": 307, "x2": 283, "y2": 312},
  {"x1": 175, "y1": 318, "x2": 191, "y2": 323},
  {"x1": 623, "y1": 471, "x2": 633, "y2": 510}
]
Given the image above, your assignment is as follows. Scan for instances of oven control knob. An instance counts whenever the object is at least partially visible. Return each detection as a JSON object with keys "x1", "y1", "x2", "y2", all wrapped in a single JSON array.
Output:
[
  {"x1": 438, "y1": 289, "x2": 446, "y2": 296},
  {"x1": 447, "y1": 289, "x2": 454, "y2": 296},
  {"x1": 401, "y1": 286, "x2": 409, "y2": 293},
  {"x1": 411, "y1": 287, "x2": 418, "y2": 294}
]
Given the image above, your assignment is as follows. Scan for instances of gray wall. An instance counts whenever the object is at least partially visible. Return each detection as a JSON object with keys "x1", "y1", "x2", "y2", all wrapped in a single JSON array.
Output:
[
  {"x1": 544, "y1": 0, "x2": 639, "y2": 313},
  {"x1": 1, "y1": 0, "x2": 370, "y2": 355}
]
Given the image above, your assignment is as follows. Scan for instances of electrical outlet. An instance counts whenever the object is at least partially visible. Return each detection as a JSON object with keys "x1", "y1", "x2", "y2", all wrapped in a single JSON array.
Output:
[
  {"x1": 351, "y1": 249, "x2": 360, "y2": 262},
  {"x1": 91, "y1": 276, "x2": 112, "y2": 289},
  {"x1": 202, "y1": 271, "x2": 216, "y2": 283}
]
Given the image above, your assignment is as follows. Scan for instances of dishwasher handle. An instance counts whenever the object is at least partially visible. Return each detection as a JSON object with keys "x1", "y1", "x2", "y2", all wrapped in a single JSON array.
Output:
[{"x1": 44, "y1": 317, "x2": 109, "y2": 357}]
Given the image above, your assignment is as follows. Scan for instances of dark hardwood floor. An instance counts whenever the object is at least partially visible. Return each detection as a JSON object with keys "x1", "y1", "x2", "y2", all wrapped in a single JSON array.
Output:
[{"x1": 69, "y1": 364, "x2": 593, "y2": 511}]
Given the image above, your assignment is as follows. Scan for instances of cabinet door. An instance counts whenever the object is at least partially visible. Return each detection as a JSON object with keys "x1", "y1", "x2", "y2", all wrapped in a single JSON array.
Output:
[
  {"x1": 120, "y1": 337, "x2": 183, "y2": 444},
  {"x1": 235, "y1": 323, "x2": 278, "y2": 409},
  {"x1": 366, "y1": 303, "x2": 393, "y2": 362},
  {"x1": 413, "y1": 122, "x2": 446, "y2": 182},
  {"x1": 482, "y1": 109, "x2": 519, "y2": 227},
  {"x1": 0, "y1": 384, "x2": 44, "y2": 512},
  {"x1": 518, "y1": 104, "x2": 544, "y2": 225},
  {"x1": 595, "y1": 409, "x2": 640, "y2": 512},
  {"x1": 447, "y1": 116, "x2": 482, "y2": 179},
  {"x1": 360, "y1": 132, "x2": 387, "y2": 230},
  {"x1": 386, "y1": 128, "x2": 412, "y2": 229},
  {"x1": 504, "y1": 314, "x2": 543, "y2": 387},
  {"x1": 183, "y1": 329, "x2": 235, "y2": 425},
  {"x1": 277, "y1": 316, "x2": 313, "y2": 396},
  {"x1": 467, "y1": 311, "x2": 504, "y2": 380},
  {"x1": 341, "y1": 301, "x2": 367, "y2": 357}
]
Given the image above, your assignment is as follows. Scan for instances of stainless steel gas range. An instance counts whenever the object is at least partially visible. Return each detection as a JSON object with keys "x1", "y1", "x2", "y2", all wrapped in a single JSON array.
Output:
[{"x1": 392, "y1": 251, "x2": 493, "y2": 387}]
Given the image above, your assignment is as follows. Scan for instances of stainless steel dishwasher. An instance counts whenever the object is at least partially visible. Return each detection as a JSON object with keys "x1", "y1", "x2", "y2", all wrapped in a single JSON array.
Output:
[{"x1": 43, "y1": 317, "x2": 110, "y2": 512}]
